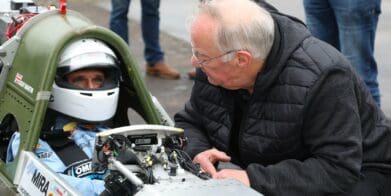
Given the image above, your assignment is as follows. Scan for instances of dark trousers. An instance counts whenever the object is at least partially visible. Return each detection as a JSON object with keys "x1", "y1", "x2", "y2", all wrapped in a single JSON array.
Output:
[
  {"x1": 343, "y1": 170, "x2": 391, "y2": 196},
  {"x1": 110, "y1": 0, "x2": 164, "y2": 64}
]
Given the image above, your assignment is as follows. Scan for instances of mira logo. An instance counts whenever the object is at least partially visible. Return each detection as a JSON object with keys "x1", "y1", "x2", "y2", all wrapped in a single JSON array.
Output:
[{"x1": 31, "y1": 169, "x2": 49, "y2": 195}]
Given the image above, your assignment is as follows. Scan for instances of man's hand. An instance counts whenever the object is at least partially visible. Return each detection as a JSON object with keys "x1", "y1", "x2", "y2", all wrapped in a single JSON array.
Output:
[
  {"x1": 213, "y1": 169, "x2": 250, "y2": 186},
  {"x1": 193, "y1": 148, "x2": 231, "y2": 176}
]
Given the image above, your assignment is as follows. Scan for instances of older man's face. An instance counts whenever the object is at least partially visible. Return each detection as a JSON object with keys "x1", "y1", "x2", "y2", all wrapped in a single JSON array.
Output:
[{"x1": 191, "y1": 14, "x2": 244, "y2": 90}]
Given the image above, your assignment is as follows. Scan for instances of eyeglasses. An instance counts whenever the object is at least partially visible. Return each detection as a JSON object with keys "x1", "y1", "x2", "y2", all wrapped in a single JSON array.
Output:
[{"x1": 192, "y1": 48, "x2": 239, "y2": 67}]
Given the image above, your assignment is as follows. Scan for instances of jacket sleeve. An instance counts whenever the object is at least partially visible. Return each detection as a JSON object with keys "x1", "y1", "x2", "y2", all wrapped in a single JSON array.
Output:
[
  {"x1": 247, "y1": 68, "x2": 363, "y2": 196},
  {"x1": 174, "y1": 100, "x2": 212, "y2": 158}
]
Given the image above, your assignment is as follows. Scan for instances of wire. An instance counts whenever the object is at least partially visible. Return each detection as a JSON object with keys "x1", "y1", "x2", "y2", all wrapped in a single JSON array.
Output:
[{"x1": 173, "y1": 149, "x2": 211, "y2": 180}]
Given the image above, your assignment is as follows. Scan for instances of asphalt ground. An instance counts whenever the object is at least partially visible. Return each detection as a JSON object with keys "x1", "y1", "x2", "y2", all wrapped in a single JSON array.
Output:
[
  {"x1": 69, "y1": 0, "x2": 391, "y2": 119},
  {"x1": 0, "y1": 0, "x2": 390, "y2": 120}
]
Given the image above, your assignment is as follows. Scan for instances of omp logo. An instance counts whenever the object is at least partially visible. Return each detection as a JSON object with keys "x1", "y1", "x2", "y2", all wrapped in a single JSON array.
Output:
[
  {"x1": 74, "y1": 162, "x2": 92, "y2": 176},
  {"x1": 64, "y1": 159, "x2": 93, "y2": 178},
  {"x1": 31, "y1": 169, "x2": 49, "y2": 195}
]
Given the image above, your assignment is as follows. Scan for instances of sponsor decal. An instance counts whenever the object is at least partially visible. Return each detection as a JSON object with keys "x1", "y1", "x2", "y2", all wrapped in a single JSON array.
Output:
[
  {"x1": 37, "y1": 152, "x2": 53, "y2": 159},
  {"x1": 64, "y1": 159, "x2": 106, "y2": 179},
  {"x1": 64, "y1": 159, "x2": 92, "y2": 178},
  {"x1": 31, "y1": 169, "x2": 50, "y2": 195},
  {"x1": 74, "y1": 161, "x2": 92, "y2": 177},
  {"x1": 14, "y1": 72, "x2": 34, "y2": 94},
  {"x1": 18, "y1": 157, "x2": 71, "y2": 196}
]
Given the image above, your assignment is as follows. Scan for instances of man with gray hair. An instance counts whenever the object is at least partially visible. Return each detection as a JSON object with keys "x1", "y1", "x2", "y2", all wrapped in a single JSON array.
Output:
[{"x1": 175, "y1": 0, "x2": 391, "y2": 195}]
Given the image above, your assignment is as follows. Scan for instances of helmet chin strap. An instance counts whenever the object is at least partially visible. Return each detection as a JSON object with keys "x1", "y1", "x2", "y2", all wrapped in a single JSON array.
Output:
[{"x1": 77, "y1": 124, "x2": 97, "y2": 131}]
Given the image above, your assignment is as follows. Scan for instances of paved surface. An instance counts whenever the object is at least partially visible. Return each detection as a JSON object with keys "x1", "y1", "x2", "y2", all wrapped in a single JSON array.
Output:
[
  {"x1": 2, "y1": 0, "x2": 390, "y2": 118},
  {"x1": 75, "y1": 0, "x2": 391, "y2": 118}
]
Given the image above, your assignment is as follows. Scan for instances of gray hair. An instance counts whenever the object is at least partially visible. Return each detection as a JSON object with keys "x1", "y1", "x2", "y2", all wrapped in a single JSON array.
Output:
[{"x1": 197, "y1": 0, "x2": 275, "y2": 61}]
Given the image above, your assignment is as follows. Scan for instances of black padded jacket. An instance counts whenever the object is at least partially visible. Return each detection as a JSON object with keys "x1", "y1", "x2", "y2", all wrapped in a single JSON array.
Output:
[{"x1": 174, "y1": 6, "x2": 391, "y2": 196}]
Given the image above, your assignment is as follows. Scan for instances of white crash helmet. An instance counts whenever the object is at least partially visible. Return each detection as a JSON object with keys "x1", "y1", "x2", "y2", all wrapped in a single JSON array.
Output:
[{"x1": 48, "y1": 38, "x2": 120, "y2": 122}]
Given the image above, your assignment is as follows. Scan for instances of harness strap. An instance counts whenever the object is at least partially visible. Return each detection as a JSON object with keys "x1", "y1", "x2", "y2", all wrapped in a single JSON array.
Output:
[
  {"x1": 49, "y1": 138, "x2": 106, "y2": 179},
  {"x1": 52, "y1": 140, "x2": 89, "y2": 166}
]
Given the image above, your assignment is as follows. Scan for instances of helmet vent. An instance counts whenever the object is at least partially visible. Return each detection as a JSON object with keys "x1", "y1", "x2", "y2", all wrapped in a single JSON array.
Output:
[
  {"x1": 107, "y1": 92, "x2": 115, "y2": 96},
  {"x1": 80, "y1": 93, "x2": 93, "y2": 96}
]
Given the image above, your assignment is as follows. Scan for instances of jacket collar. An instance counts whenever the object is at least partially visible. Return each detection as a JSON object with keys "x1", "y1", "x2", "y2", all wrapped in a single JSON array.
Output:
[{"x1": 252, "y1": 11, "x2": 310, "y2": 97}]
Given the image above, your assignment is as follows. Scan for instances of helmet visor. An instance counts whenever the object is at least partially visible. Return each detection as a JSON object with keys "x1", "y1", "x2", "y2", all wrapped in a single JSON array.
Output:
[{"x1": 56, "y1": 65, "x2": 120, "y2": 90}]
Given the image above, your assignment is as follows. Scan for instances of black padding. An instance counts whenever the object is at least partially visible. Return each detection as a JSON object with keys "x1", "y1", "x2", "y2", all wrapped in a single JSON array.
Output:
[{"x1": 52, "y1": 141, "x2": 88, "y2": 166}]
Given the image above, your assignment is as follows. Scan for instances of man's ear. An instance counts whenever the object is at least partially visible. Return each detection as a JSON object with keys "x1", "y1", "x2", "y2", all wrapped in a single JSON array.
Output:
[{"x1": 236, "y1": 50, "x2": 252, "y2": 68}]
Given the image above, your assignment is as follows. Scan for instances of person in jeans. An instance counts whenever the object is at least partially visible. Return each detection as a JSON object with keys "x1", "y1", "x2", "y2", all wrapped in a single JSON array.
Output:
[
  {"x1": 303, "y1": 0, "x2": 382, "y2": 106},
  {"x1": 110, "y1": 0, "x2": 180, "y2": 79}
]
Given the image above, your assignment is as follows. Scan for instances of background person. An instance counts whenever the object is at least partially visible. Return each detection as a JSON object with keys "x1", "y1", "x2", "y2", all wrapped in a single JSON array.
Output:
[
  {"x1": 110, "y1": 0, "x2": 180, "y2": 79},
  {"x1": 303, "y1": 0, "x2": 382, "y2": 106},
  {"x1": 175, "y1": 0, "x2": 391, "y2": 195}
]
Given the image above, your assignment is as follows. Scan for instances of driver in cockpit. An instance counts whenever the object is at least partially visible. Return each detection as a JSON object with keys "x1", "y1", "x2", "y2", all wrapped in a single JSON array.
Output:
[{"x1": 6, "y1": 38, "x2": 120, "y2": 196}]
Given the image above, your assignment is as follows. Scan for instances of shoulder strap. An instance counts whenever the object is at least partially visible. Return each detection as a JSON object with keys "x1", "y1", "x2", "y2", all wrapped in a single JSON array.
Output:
[
  {"x1": 41, "y1": 120, "x2": 89, "y2": 166},
  {"x1": 52, "y1": 140, "x2": 89, "y2": 166}
]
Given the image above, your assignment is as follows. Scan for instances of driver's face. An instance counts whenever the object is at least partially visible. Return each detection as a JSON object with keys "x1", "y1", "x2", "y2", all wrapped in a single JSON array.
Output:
[{"x1": 66, "y1": 69, "x2": 105, "y2": 89}]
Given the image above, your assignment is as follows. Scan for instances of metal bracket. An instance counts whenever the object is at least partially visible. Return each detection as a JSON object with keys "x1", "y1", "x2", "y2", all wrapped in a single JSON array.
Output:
[{"x1": 0, "y1": 36, "x2": 21, "y2": 92}]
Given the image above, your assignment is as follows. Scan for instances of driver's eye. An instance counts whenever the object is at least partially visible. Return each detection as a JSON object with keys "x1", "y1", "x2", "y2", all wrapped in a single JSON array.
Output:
[
  {"x1": 69, "y1": 76, "x2": 105, "y2": 89},
  {"x1": 92, "y1": 76, "x2": 104, "y2": 86},
  {"x1": 71, "y1": 77, "x2": 86, "y2": 87}
]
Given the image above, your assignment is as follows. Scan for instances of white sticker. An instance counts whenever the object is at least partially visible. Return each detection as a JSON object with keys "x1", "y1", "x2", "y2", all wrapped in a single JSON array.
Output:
[
  {"x1": 36, "y1": 91, "x2": 51, "y2": 101},
  {"x1": 14, "y1": 73, "x2": 34, "y2": 94},
  {"x1": 18, "y1": 159, "x2": 71, "y2": 196}
]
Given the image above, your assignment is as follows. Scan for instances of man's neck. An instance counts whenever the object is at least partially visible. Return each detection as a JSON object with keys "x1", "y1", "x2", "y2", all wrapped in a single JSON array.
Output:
[{"x1": 245, "y1": 60, "x2": 265, "y2": 94}]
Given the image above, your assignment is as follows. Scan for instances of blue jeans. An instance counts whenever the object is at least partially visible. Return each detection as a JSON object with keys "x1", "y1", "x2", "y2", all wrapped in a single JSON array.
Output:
[
  {"x1": 303, "y1": 0, "x2": 382, "y2": 106},
  {"x1": 110, "y1": 0, "x2": 164, "y2": 65}
]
